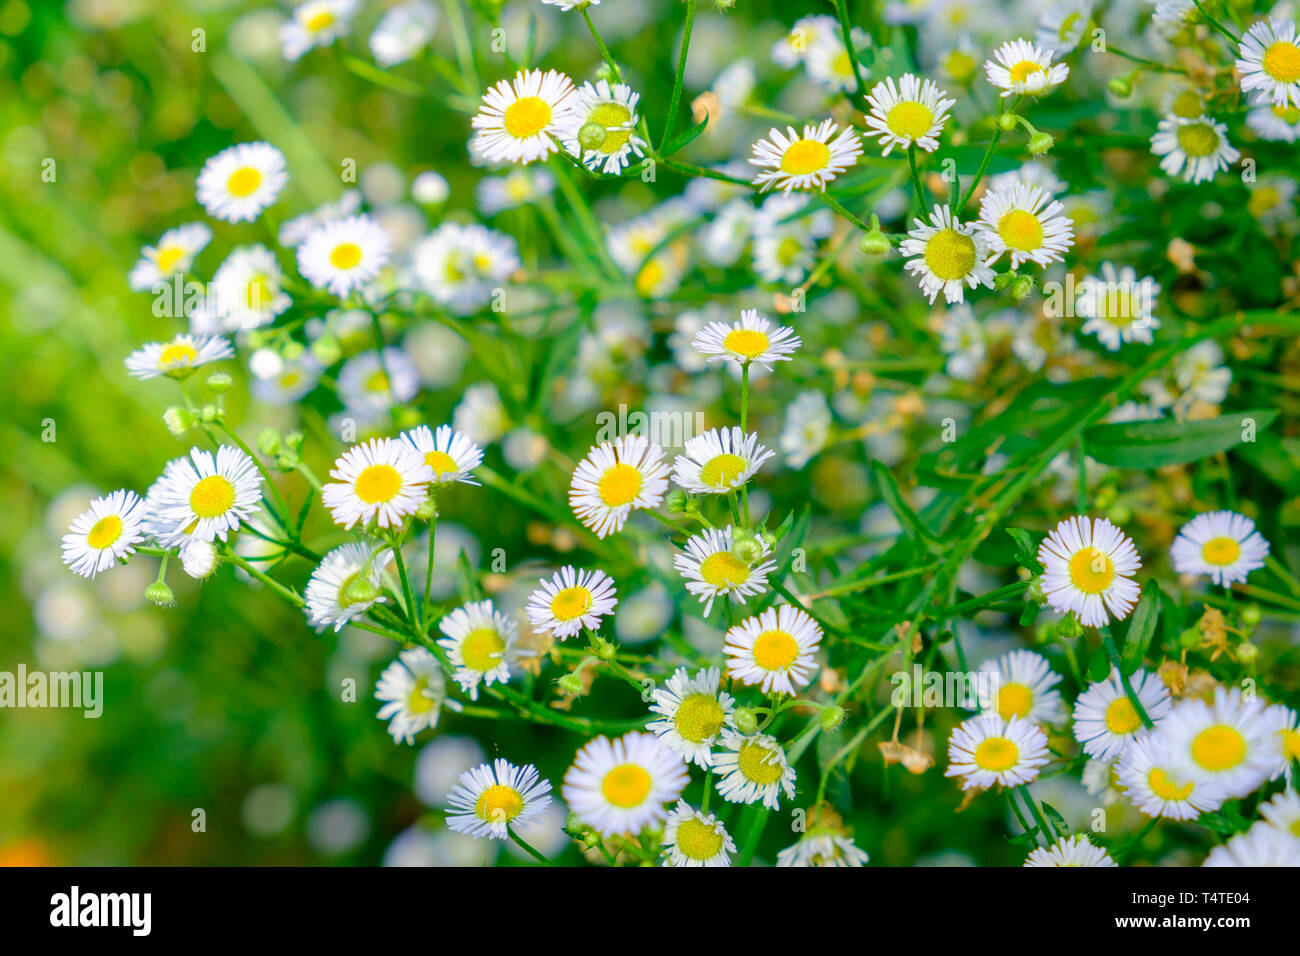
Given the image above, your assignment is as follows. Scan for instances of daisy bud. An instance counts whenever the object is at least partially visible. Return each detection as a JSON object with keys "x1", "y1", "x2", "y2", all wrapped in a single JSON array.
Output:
[
  {"x1": 206, "y1": 371, "x2": 233, "y2": 394},
  {"x1": 1056, "y1": 613, "x2": 1082, "y2": 639},
  {"x1": 997, "y1": 112, "x2": 1018, "y2": 132},
  {"x1": 1107, "y1": 76, "x2": 1132, "y2": 98},
  {"x1": 310, "y1": 335, "x2": 342, "y2": 367},
  {"x1": 730, "y1": 531, "x2": 764, "y2": 565},
  {"x1": 578, "y1": 121, "x2": 607, "y2": 151},
  {"x1": 199, "y1": 404, "x2": 220, "y2": 423},
  {"x1": 593, "y1": 639, "x2": 617, "y2": 661},
  {"x1": 1027, "y1": 131, "x2": 1055, "y2": 156},
  {"x1": 163, "y1": 406, "x2": 196, "y2": 438},
  {"x1": 415, "y1": 497, "x2": 439, "y2": 522},
  {"x1": 145, "y1": 579, "x2": 176, "y2": 608},
  {"x1": 1009, "y1": 274, "x2": 1036, "y2": 301},
  {"x1": 556, "y1": 672, "x2": 587, "y2": 697},
  {"x1": 257, "y1": 427, "x2": 282, "y2": 456},
  {"x1": 1178, "y1": 628, "x2": 1200, "y2": 650},
  {"x1": 820, "y1": 705, "x2": 846, "y2": 731},
  {"x1": 341, "y1": 575, "x2": 381, "y2": 607},
  {"x1": 1106, "y1": 503, "x2": 1132, "y2": 526},
  {"x1": 180, "y1": 539, "x2": 218, "y2": 580},
  {"x1": 733, "y1": 706, "x2": 759, "y2": 734},
  {"x1": 1237, "y1": 641, "x2": 1259, "y2": 664},
  {"x1": 665, "y1": 489, "x2": 688, "y2": 514},
  {"x1": 1241, "y1": 604, "x2": 1261, "y2": 627},
  {"x1": 1027, "y1": 576, "x2": 1046, "y2": 605},
  {"x1": 859, "y1": 214, "x2": 892, "y2": 256},
  {"x1": 282, "y1": 341, "x2": 305, "y2": 362}
]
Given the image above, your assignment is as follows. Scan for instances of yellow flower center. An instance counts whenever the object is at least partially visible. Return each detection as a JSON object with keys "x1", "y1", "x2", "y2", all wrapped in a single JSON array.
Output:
[
  {"x1": 406, "y1": 677, "x2": 436, "y2": 715},
  {"x1": 674, "y1": 693, "x2": 725, "y2": 743},
  {"x1": 305, "y1": 10, "x2": 335, "y2": 32},
  {"x1": 1058, "y1": 12, "x2": 1081, "y2": 40},
  {"x1": 1148, "y1": 767, "x2": 1194, "y2": 802},
  {"x1": 1191, "y1": 725, "x2": 1246, "y2": 771},
  {"x1": 1068, "y1": 547, "x2": 1115, "y2": 594},
  {"x1": 597, "y1": 462, "x2": 642, "y2": 507},
  {"x1": 675, "y1": 817, "x2": 724, "y2": 860},
  {"x1": 475, "y1": 783, "x2": 524, "y2": 823},
  {"x1": 155, "y1": 246, "x2": 186, "y2": 273},
  {"x1": 226, "y1": 166, "x2": 262, "y2": 197},
  {"x1": 722, "y1": 328, "x2": 771, "y2": 358},
  {"x1": 424, "y1": 450, "x2": 459, "y2": 477},
  {"x1": 832, "y1": 50, "x2": 853, "y2": 77},
  {"x1": 550, "y1": 586, "x2": 592, "y2": 621},
  {"x1": 997, "y1": 209, "x2": 1044, "y2": 251},
  {"x1": 886, "y1": 101, "x2": 935, "y2": 140},
  {"x1": 973, "y1": 736, "x2": 1019, "y2": 772},
  {"x1": 503, "y1": 96, "x2": 553, "y2": 139},
  {"x1": 600, "y1": 763, "x2": 651, "y2": 807},
  {"x1": 364, "y1": 370, "x2": 389, "y2": 394},
  {"x1": 738, "y1": 741, "x2": 785, "y2": 784},
  {"x1": 776, "y1": 237, "x2": 802, "y2": 266},
  {"x1": 1171, "y1": 90, "x2": 1203, "y2": 119},
  {"x1": 1281, "y1": 728, "x2": 1300, "y2": 762},
  {"x1": 698, "y1": 551, "x2": 751, "y2": 589},
  {"x1": 634, "y1": 259, "x2": 665, "y2": 297},
  {"x1": 86, "y1": 515, "x2": 123, "y2": 550},
  {"x1": 779, "y1": 138, "x2": 831, "y2": 176},
  {"x1": 587, "y1": 102, "x2": 632, "y2": 153},
  {"x1": 330, "y1": 242, "x2": 363, "y2": 270},
  {"x1": 1263, "y1": 41, "x2": 1300, "y2": 83},
  {"x1": 1009, "y1": 60, "x2": 1045, "y2": 85},
  {"x1": 923, "y1": 228, "x2": 976, "y2": 281},
  {"x1": 1105, "y1": 697, "x2": 1141, "y2": 735},
  {"x1": 1175, "y1": 122, "x2": 1219, "y2": 158},
  {"x1": 158, "y1": 342, "x2": 199, "y2": 366},
  {"x1": 353, "y1": 463, "x2": 403, "y2": 504},
  {"x1": 996, "y1": 682, "x2": 1033, "y2": 720},
  {"x1": 1200, "y1": 536, "x2": 1241, "y2": 566},
  {"x1": 752, "y1": 629, "x2": 799, "y2": 671},
  {"x1": 460, "y1": 627, "x2": 505, "y2": 672},
  {"x1": 1273, "y1": 104, "x2": 1300, "y2": 123},
  {"x1": 247, "y1": 275, "x2": 274, "y2": 310},
  {"x1": 699, "y1": 452, "x2": 748, "y2": 489},
  {"x1": 1247, "y1": 187, "x2": 1280, "y2": 218},
  {"x1": 190, "y1": 475, "x2": 235, "y2": 518}
]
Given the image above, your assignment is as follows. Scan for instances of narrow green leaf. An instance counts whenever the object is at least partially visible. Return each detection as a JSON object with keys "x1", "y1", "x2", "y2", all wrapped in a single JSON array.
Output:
[
  {"x1": 1006, "y1": 527, "x2": 1044, "y2": 573},
  {"x1": 1119, "y1": 582, "x2": 1161, "y2": 675},
  {"x1": 1083, "y1": 408, "x2": 1279, "y2": 469},
  {"x1": 660, "y1": 114, "x2": 709, "y2": 157},
  {"x1": 872, "y1": 462, "x2": 938, "y2": 544}
]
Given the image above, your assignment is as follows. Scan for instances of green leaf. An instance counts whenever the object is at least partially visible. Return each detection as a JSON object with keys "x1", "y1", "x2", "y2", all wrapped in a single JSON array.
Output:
[
  {"x1": 1119, "y1": 582, "x2": 1161, "y2": 675},
  {"x1": 1005, "y1": 528, "x2": 1044, "y2": 573},
  {"x1": 1019, "y1": 602, "x2": 1040, "y2": 627},
  {"x1": 872, "y1": 462, "x2": 938, "y2": 544},
  {"x1": 1086, "y1": 649, "x2": 1111, "y2": 683},
  {"x1": 1040, "y1": 801, "x2": 1070, "y2": 838},
  {"x1": 1083, "y1": 408, "x2": 1279, "y2": 469},
  {"x1": 660, "y1": 114, "x2": 709, "y2": 157}
]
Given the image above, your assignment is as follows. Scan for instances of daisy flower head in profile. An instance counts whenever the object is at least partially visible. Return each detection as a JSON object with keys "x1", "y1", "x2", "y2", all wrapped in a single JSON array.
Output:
[
  {"x1": 196, "y1": 142, "x2": 288, "y2": 223},
  {"x1": 125, "y1": 334, "x2": 234, "y2": 380},
  {"x1": 368, "y1": 0, "x2": 438, "y2": 68},
  {"x1": 209, "y1": 246, "x2": 291, "y2": 331},
  {"x1": 560, "y1": 79, "x2": 646, "y2": 175},
  {"x1": 445, "y1": 758, "x2": 552, "y2": 840},
  {"x1": 562, "y1": 732, "x2": 689, "y2": 837},
  {"x1": 568, "y1": 433, "x2": 668, "y2": 538},
  {"x1": 321, "y1": 437, "x2": 434, "y2": 530},
  {"x1": 399, "y1": 424, "x2": 483, "y2": 487},
  {"x1": 1149, "y1": 115, "x2": 1240, "y2": 184},
  {"x1": 863, "y1": 74, "x2": 956, "y2": 156},
  {"x1": 1235, "y1": 17, "x2": 1300, "y2": 109},
  {"x1": 1161, "y1": 686, "x2": 1279, "y2": 800},
  {"x1": 281, "y1": 0, "x2": 357, "y2": 60},
  {"x1": 945, "y1": 713, "x2": 1050, "y2": 790},
  {"x1": 304, "y1": 542, "x2": 393, "y2": 632},
  {"x1": 1035, "y1": 0, "x2": 1093, "y2": 54},
  {"x1": 1203, "y1": 819, "x2": 1300, "y2": 867},
  {"x1": 128, "y1": 223, "x2": 211, "y2": 291},
  {"x1": 296, "y1": 214, "x2": 392, "y2": 297},
  {"x1": 713, "y1": 730, "x2": 797, "y2": 809},
  {"x1": 541, "y1": 0, "x2": 599, "y2": 9},
  {"x1": 374, "y1": 646, "x2": 456, "y2": 744},
  {"x1": 660, "y1": 801, "x2": 736, "y2": 867},
  {"x1": 1259, "y1": 787, "x2": 1300, "y2": 839},
  {"x1": 770, "y1": 14, "x2": 838, "y2": 68},
  {"x1": 984, "y1": 38, "x2": 1069, "y2": 98},
  {"x1": 976, "y1": 181, "x2": 1074, "y2": 269},
  {"x1": 775, "y1": 810, "x2": 870, "y2": 867},
  {"x1": 1072, "y1": 667, "x2": 1172, "y2": 761},
  {"x1": 1263, "y1": 703, "x2": 1300, "y2": 780},
  {"x1": 525, "y1": 565, "x2": 618, "y2": 640},
  {"x1": 723, "y1": 604, "x2": 822, "y2": 696},
  {"x1": 647, "y1": 666, "x2": 736, "y2": 769},
  {"x1": 1024, "y1": 833, "x2": 1117, "y2": 867},
  {"x1": 1075, "y1": 262, "x2": 1161, "y2": 351},
  {"x1": 472, "y1": 68, "x2": 578, "y2": 165},
  {"x1": 1116, "y1": 726, "x2": 1226, "y2": 820},
  {"x1": 748, "y1": 119, "x2": 863, "y2": 193},
  {"x1": 61, "y1": 489, "x2": 148, "y2": 579},
  {"x1": 1246, "y1": 100, "x2": 1300, "y2": 142},
  {"x1": 1169, "y1": 510, "x2": 1270, "y2": 588},
  {"x1": 1037, "y1": 514, "x2": 1141, "y2": 628},
  {"x1": 979, "y1": 649, "x2": 1065, "y2": 726},
  {"x1": 150, "y1": 446, "x2": 263, "y2": 546},
  {"x1": 899, "y1": 204, "x2": 995, "y2": 304},
  {"x1": 672, "y1": 426, "x2": 774, "y2": 496},
  {"x1": 690, "y1": 308, "x2": 802, "y2": 372},
  {"x1": 437, "y1": 599, "x2": 521, "y2": 701},
  {"x1": 674, "y1": 525, "x2": 777, "y2": 615},
  {"x1": 411, "y1": 221, "x2": 521, "y2": 315}
]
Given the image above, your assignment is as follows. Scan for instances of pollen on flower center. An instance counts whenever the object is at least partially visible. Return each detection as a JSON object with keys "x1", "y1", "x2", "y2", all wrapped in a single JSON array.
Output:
[
  {"x1": 674, "y1": 693, "x2": 725, "y2": 742},
  {"x1": 86, "y1": 515, "x2": 123, "y2": 550},
  {"x1": 365, "y1": 370, "x2": 390, "y2": 393},
  {"x1": 305, "y1": 11, "x2": 335, "y2": 32},
  {"x1": 407, "y1": 677, "x2": 436, "y2": 715},
  {"x1": 675, "y1": 818, "x2": 724, "y2": 859},
  {"x1": 155, "y1": 246, "x2": 185, "y2": 273},
  {"x1": 190, "y1": 475, "x2": 236, "y2": 518},
  {"x1": 247, "y1": 276, "x2": 274, "y2": 309},
  {"x1": 699, "y1": 551, "x2": 751, "y2": 589},
  {"x1": 1263, "y1": 41, "x2": 1300, "y2": 83},
  {"x1": 1009, "y1": 60, "x2": 1045, "y2": 84},
  {"x1": 779, "y1": 138, "x2": 831, "y2": 176},
  {"x1": 923, "y1": 228, "x2": 977, "y2": 281},
  {"x1": 1201, "y1": 536, "x2": 1241, "y2": 565},
  {"x1": 996, "y1": 682, "x2": 1033, "y2": 719},
  {"x1": 1104, "y1": 697, "x2": 1141, "y2": 734},
  {"x1": 752, "y1": 629, "x2": 799, "y2": 671},
  {"x1": 550, "y1": 585, "x2": 592, "y2": 621},
  {"x1": 354, "y1": 463, "x2": 402, "y2": 503},
  {"x1": 699, "y1": 452, "x2": 748, "y2": 488},
  {"x1": 997, "y1": 209, "x2": 1045, "y2": 251},
  {"x1": 1171, "y1": 91, "x2": 1203, "y2": 119},
  {"x1": 723, "y1": 328, "x2": 771, "y2": 358},
  {"x1": 1175, "y1": 122, "x2": 1219, "y2": 158},
  {"x1": 159, "y1": 342, "x2": 199, "y2": 366},
  {"x1": 886, "y1": 101, "x2": 935, "y2": 140},
  {"x1": 738, "y1": 742, "x2": 785, "y2": 783},
  {"x1": 973, "y1": 736, "x2": 1019, "y2": 771},
  {"x1": 601, "y1": 763, "x2": 651, "y2": 807},
  {"x1": 475, "y1": 783, "x2": 524, "y2": 823},
  {"x1": 1068, "y1": 546, "x2": 1115, "y2": 593},
  {"x1": 587, "y1": 102, "x2": 632, "y2": 153},
  {"x1": 226, "y1": 166, "x2": 262, "y2": 197},
  {"x1": 461, "y1": 627, "x2": 505, "y2": 672},
  {"x1": 330, "y1": 242, "x2": 363, "y2": 269},
  {"x1": 503, "y1": 96, "x2": 553, "y2": 140},
  {"x1": 1148, "y1": 767, "x2": 1194, "y2": 801},
  {"x1": 1192, "y1": 725, "x2": 1246, "y2": 771},
  {"x1": 424, "y1": 450, "x2": 459, "y2": 476},
  {"x1": 597, "y1": 462, "x2": 643, "y2": 507}
]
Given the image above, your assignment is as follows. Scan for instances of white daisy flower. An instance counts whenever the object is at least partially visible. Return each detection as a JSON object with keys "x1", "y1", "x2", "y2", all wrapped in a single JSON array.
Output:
[
  {"x1": 661, "y1": 801, "x2": 735, "y2": 867},
  {"x1": 128, "y1": 223, "x2": 212, "y2": 291},
  {"x1": 453, "y1": 381, "x2": 510, "y2": 445},
  {"x1": 125, "y1": 334, "x2": 234, "y2": 380},
  {"x1": 210, "y1": 246, "x2": 291, "y2": 331},
  {"x1": 437, "y1": 599, "x2": 521, "y2": 701},
  {"x1": 179, "y1": 538, "x2": 218, "y2": 579},
  {"x1": 713, "y1": 730, "x2": 797, "y2": 809},
  {"x1": 150, "y1": 446, "x2": 263, "y2": 546},
  {"x1": 399, "y1": 424, "x2": 483, "y2": 487},
  {"x1": 281, "y1": 0, "x2": 356, "y2": 61},
  {"x1": 1174, "y1": 339, "x2": 1232, "y2": 408},
  {"x1": 647, "y1": 666, "x2": 736, "y2": 769},
  {"x1": 691, "y1": 308, "x2": 802, "y2": 372},
  {"x1": 1036, "y1": 0, "x2": 1093, "y2": 53},
  {"x1": 1150, "y1": 115, "x2": 1240, "y2": 184},
  {"x1": 374, "y1": 646, "x2": 454, "y2": 744},
  {"x1": 978, "y1": 649, "x2": 1065, "y2": 726},
  {"x1": 1170, "y1": 510, "x2": 1270, "y2": 588},
  {"x1": 1246, "y1": 100, "x2": 1300, "y2": 141},
  {"x1": 1259, "y1": 788, "x2": 1300, "y2": 839},
  {"x1": 1024, "y1": 833, "x2": 1117, "y2": 867},
  {"x1": 1236, "y1": 17, "x2": 1300, "y2": 109},
  {"x1": 776, "y1": 830, "x2": 870, "y2": 867},
  {"x1": 1073, "y1": 667, "x2": 1172, "y2": 761},
  {"x1": 61, "y1": 489, "x2": 148, "y2": 579},
  {"x1": 781, "y1": 390, "x2": 831, "y2": 469},
  {"x1": 336, "y1": 348, "x2": 420, "y2": 417},
  {"x1": 984, "y1": 39, "x2": 1070, "y2": 98},
  {"x1": 410, "y1": 221, "x2": 520, "y2": 315},
  {"x1": 541, "y1": 0, "x2": 600, "y2": 10},
  {"x1": 1161, "y1": 686, "x2": 1279, "y2": 799},
  {"x1": 804, "y1": 26, "x2": 870, "y2": 94},
  {"x1": 1037, "y1": 515, "x2": 1142, "y2": 628},
  {"x1": 369, "y1": 0, "x2": 438, "y2": 68},
  {"x1": 900, "y1": 203, "x2": 996, "y2": 304},
  {"x1": 446, "y1": 758, "x2": 552, "y2": 840},
  {"x1": 750, "y1": 193, "x2": 833, "y2": 284},
  {"x1": 1247, "y1": 175, "x2": 1298, "y2": 226},
  {"x1": 724, "y1": 604, "x2": 822, "y2": 697},
  {"x1": 1263, "y1": 703, "x2": 1300, "y2": 780},
  {"x1": 1117, "y1": 727, "x2": 1225, "y2": 820},
  {"x1": 1076, "y1": 262, "x2": 1162, "y2": 351},
  {"x1": 195, "y1": 142, "x2": 288, "y2": 223},
  {"x1": 304, "y1": 542, "x2": 394, "y2": 632},
  {"x1": 321, "y1": 437, "x2": 435, "y2": 530},
  {"x1": 569, "y1": 434, "x2": 669, "y2": 538},
  {"x1": 562, "y1": 732, "x2": 689, "y2": 837},
  {"x1": 976, "y1": 181, "x2": 1074, "y2": 269},
  {"x1": 471, "y1": 68, "x2": 578, "y2": 165},
  {"x1": 863, "y1": 74, "x2": 955, "y2": 155},
  {"x1": 674, "y1": 526, "x2": 777, "y2": 616},
  {"x1": 988, "y1": 161, "x2": 1068, "y2": 197},
  {"x1": 525, "y1": 566, "x2": 618, "y2": 640},
  {"x1": 1203, "y1": 819, "x2": 1300, "y2": 866},
  {"x1": 476, "y1": 168, "x2": 555, "y2": 216},
  {"x1": 771, "y1": 14, "x2": 838, "y2": 68},
  {"x1": 939, "y1": 303, "x2": 985, "y2": 381},
  {"x1": 278, "y1": 190, "x2": 362, "y2": 248},
  {"x1": 945, "y1": 713, "x2": 1050, "y2": 790},
  {"x1": 296, "y1": 214, "x2": 392, "y2": 297},
  {"x1": 559, "y1": 79, "x2": 647, "y2": 175},
  {"x1": 672, "y1": 426, "x2": 774, "y2": 496},
  {"x1": 748, "y1": 119, "x2": 863, "y2": 193}
]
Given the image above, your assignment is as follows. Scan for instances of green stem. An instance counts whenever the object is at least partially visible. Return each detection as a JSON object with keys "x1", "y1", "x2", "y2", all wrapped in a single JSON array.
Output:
[
  {"x1": 224, "y1": 547, "x2": 305, "y2": 607},
  {"x1": 581, "y1": 7, "x2": 622, "y2": 82},
  {"x1": 659, "y1": 0, "x2": 697, "y2": 149},
  {"x1": 508, "y1": 827, "x2": 554, "y2": 866},
  {"x1": 832, "y1": 0, "x2": 870, "y2": 106},
  {"x1": 1102, "y1": 631, "x2": 1154, "y2": 729},
  {"x1": 907, "y1": 143, "x2": 928, "y2": 211}
]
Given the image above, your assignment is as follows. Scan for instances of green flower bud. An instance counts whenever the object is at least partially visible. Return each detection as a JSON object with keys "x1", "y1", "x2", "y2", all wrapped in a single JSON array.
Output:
[
  {"x1": 820, "y1": 705, "x2": 846, "y2": 732},
  {"x1": 1107, "y1": 76, "x2": 1132, "y2": 98},
  {"x1": 578, "y1": 122, "x2": 607, "y2": 151},
  {"x1": 1056, "y1": 613, "x2": 1083, "y2": 639},
  {"x1": 206, "y1": 371, "x2": 234, "y2": 394},
  {"x1": 341, "y1": 575, "x2": 380, "y2": 608},
  {"x1": 733, "y1": 707, "x2": 759, "y2": 734},
  {"x1": 1241, "y1": 603, "x2": 1261, "y2": 627},
  {"x1": 257, "y1": 427, "x2": 282, "y2": 456},
  {"x1": 1236, "y1": 641, "x2": 1259, "y2": 664},
  {"x1": 594, "y1": 639, "x2": 617, "y2": 662},
  {"x1": 1027, "y1": 576, "x2": 1046, "y2": 605},
  {"x1": 730, "y1": 532, "x2": 764, "y2": 566},
  {"x1": 998, "y1": 112, "x2": 1018, "y2": 132},
  {"x1": 282, "y1": 341, "x2": 305, "y2": 362},
  {"x1": 163, "y1": 406, "x2": 197, "y2": 438},
  {"x1": 1028, "y1": 131, "x2": 1055, "y2": 156},
  {"x1": 1178, "y1": 627, "x2": 1200, "y2": 650},
  {"x1": 310, "y1": 336, "x2": 342, "y2": 367},
  {"x1": 199, "y1": 404, "x2": 221, "y2": 423},
  {"x1": 415, "y1": 497, "x2": 439, "y2": 522},
  {"x1": 664, "y1": 489, "x2": 688, "y2": 514},
  {"x1": 1009, "y1": 274, "x2": 1036, "y2": 301},
  {"x1": 1107, "y1": 503, "x2": 1132, "y2": 526},
  {"x1": 557, "y1": 673, "x2": 587, "y2": 697},
  {"x1": 858, "y1": 213, "x2": 891, "y2": 256},
  {"x1": 145, "y1": 580, "x2": 176, "y2": 608}
]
